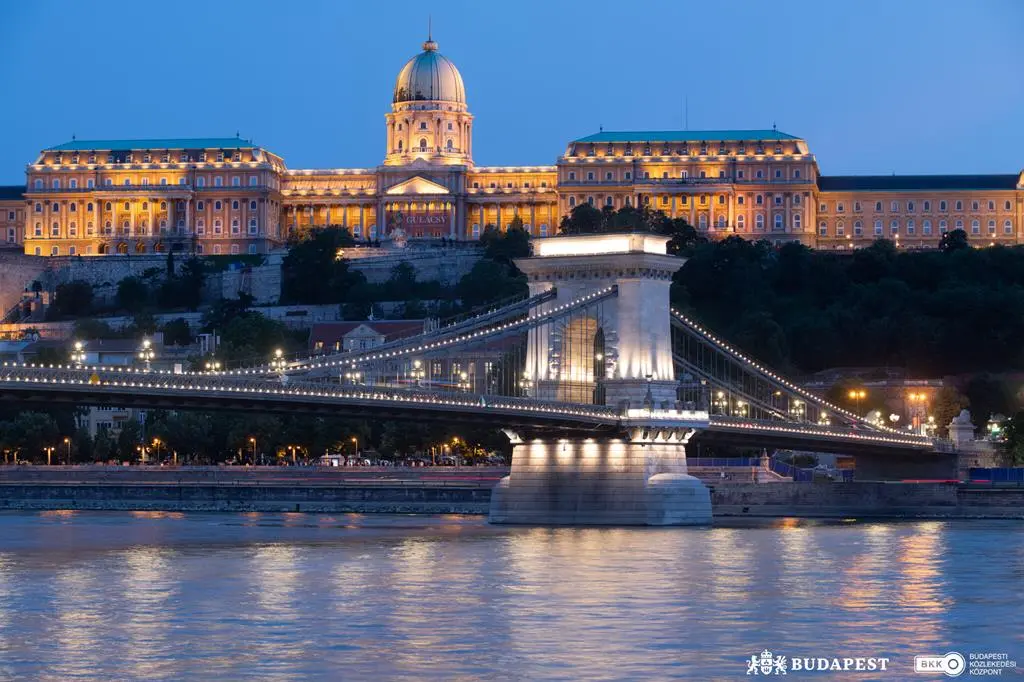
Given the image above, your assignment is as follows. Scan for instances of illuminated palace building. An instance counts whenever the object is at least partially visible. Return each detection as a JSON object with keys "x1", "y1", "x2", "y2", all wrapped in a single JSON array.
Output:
[{"x1": 3, "y1": 34, "x2": 1023, "y2": 257}]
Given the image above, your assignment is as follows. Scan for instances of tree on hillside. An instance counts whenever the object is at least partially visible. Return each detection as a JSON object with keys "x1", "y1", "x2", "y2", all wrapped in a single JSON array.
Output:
[
  {"x1": 116, "y1": 276, "x2": 149, "y2": 313},
  {"x1": 1000, "y1": 412, "x2": 1024, "y2": 466},
  {"x1": 932, "y1": 386, "x2": 970, "y2": 438},
  {"x1": 46, "y1": 280, "x2": 94, "y2": 319},
  {"x1": 481, "y1": 222, "x2": 530, "y2": 264},
  {"x1": 280, "y1": 227, "x2": 363, "y2": 304},
  {"x1": 456, "y1": 260, "x2": 527, "y2": 309},
  {"x1": 558, "y1": 203, "x2": 604, "y2": 234},
  {"x1": 939, "y1": 228, "x2": 970, "y2": 253}
]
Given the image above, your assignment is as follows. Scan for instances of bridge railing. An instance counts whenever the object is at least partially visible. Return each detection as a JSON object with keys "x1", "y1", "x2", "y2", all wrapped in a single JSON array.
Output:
[
  {"x1": 0, "y1": 364, "x2": 627, "y2": 424},
  {"x1": 234, "y1": 289, "x2": 560, "y2": 376},
  {"x1": 708, "y1": 414, "x2": 933, "y2": 448}
]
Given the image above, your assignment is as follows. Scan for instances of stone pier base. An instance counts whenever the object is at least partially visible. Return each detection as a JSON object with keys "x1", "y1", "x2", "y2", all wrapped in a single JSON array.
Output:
[{"x1": 488, "y1": 438, "x2": 711, "y2": 526}]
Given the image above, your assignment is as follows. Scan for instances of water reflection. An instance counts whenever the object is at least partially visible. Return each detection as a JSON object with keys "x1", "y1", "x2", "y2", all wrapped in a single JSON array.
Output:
[{"x1": 0, "y1": 513, "x2": 1019, "y2": 680}]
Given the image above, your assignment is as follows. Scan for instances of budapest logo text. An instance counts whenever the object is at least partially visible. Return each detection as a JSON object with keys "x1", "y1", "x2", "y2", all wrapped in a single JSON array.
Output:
[{"x1": 746, "y1": 650, "x2": 890, "y2": 675}]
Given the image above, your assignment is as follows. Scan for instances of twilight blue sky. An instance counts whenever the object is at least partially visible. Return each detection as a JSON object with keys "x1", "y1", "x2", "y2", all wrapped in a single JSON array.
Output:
[{"x1": 1, "y1": 0, "x2": 1022, "y2": 184}]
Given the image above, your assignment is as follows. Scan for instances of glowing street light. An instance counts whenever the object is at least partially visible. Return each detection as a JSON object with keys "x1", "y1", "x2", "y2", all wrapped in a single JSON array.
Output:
[
  {"x1": 44, "y1": 445, "x2": 55, "y2": 466},
  {"x1": 205, "y1": 358, "x2": 222, "y2": 373},
  {"x1": 138, "y1": 338, "x2": 155, "y2": 371},
  {"x1": 848, "y1": 389, "x2": 867, "y2": 414},
  {"x1": 63, "y1": 436, "x2": 71, "y2": 465},
  {"x1": 270, "y1": 348, "x2": 287, "y2": 373},
  {"x1": 248, "y1": 436, "x2": 258, "y2": 466},
  {"x1": 71, "y1": 340, "x2": 87, "y2": 367}
]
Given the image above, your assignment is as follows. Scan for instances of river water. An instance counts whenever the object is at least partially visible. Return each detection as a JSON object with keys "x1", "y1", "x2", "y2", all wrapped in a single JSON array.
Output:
[{"x1": 0, "y1": 512, "x2": 1021, "y2": 680}]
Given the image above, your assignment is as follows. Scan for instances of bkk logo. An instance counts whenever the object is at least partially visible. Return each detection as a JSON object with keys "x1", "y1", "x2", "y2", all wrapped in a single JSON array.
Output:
[
  {"x1": 746, "y1": 650, "x2": 891, "y2": 675},
  {"x1": 915, "y1": 652, "x2": 1017, "y2": 676}
]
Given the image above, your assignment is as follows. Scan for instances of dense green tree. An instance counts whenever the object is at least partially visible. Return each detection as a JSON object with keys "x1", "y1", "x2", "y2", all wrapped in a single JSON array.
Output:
[
  {"x1": 116, "y1": 420, "x2": 143, "y2": 461},
  {"x1": 1000, "y1": 412, "x2": 1024, "y2": 466},
  {"x1": 280, "y1": 227, "x2": 364, "y2": 303},
  {"x1": 46, "y1": 280, "x2": 94, "y2": 319},
  {"x1": 162, "y1": 318, "x2": 192, "y2": 346},
  {"x1": 116, "y1": 276, "x2": 150, "y2": 313},
  {"x1": 92, "y1": 427, "x2": 114, "y2": 462},
  {"x1": 0, "y1": 412, "x2": 60, "y2": 462},
  {"x1": 481, "y1": 222, "x2": 531, "y2": 265},
  {"x1": 939, "y1": 228, "x2": 970, "y2": 253},
  {"x1": 456, "y1": 260, "x2": 527, "y2": 309},
  {"x1": 964, "y1": 374, "x2": 1017, "y2": 429},
  {"x1": 931, "y1": 386, "x2": 971, "y2": 438},
  {"x1": 73, "y1": 318, "x2": 118, "y2": 340},
  {"x1": 558, "y1": 203, "x2": 604, "y2": 234}
]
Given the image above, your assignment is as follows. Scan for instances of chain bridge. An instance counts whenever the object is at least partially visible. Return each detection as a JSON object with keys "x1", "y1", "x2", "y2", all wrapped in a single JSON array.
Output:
[{"x1": 0, "y1": 232, "x2": 950, "y2": 525}]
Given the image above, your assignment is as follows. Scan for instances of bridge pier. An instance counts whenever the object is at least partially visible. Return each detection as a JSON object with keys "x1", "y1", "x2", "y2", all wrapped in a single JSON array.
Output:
[{"x1": 489, "y1": 431, "x2": 711, "y2": 526}]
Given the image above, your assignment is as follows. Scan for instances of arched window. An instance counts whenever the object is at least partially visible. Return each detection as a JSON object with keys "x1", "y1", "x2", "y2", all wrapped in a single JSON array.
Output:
[
  {"x1": 214, "y1": 176, "x2": 223, "y2": 187},
  {"x1": 249, "y1": 200, "x2": 257, "y2": 211},
  {"x1": 906, "y1": 219, "x2": 915, "y2": 235},
  {"x1": 249, "y1": 218, "x2": 258, "y2": 233},
  {"x1": 87, "y1": 203, "x2": 93, "y2": 211},
  {"x1": 971, "y1": 219, "x2": 980, "y2": 234},
  {"x1": 854, "y1": 220, "x2": 863, "y2": 235},
  {"x1": 142, "y1": 202, "x2": 148, "y2": 210},
  {"x1": 773, "y1": 214, "x2": 783, "y2": 230},
  {"x1": 922, "y1": 219, "x2": 932, "y2": 235},
  {"x1": 69, "y1": 202, "x2": 77, "y2": 212},
  {"x1": 160, "y1": 201, "x2": 167, "y2": 211},
  {"x1": 398, "y1": 140, "x2": 403, "y2": 151},
  {"x1": 33, "y1": 179, "x2": 42, "y2": 189},
  {"x1": 124, "y1": 202, "x2": 130, "y2": 211},
  {"x1": 755, "y1": 214, "x2": 765, "y2": 230},
  {"x1": 51, "y1": 221, "x2": 59, "y2": 236},
  {"x1": 52, "y1": 202, "x2": 59, "y2": 212},
  {"x1": 568, "y1": 196, "x2": 576, "y2": 208},
  {"x1": 988, "y1": 220, "x2": 996, "y2": 234},
  {"x1": 232, "y1": 200, "x2": 239, "y2": 210},
  {"x1": 793, "y1": 213, "x2": 802, "y2": 230},
  {"x1": 446, "y1": 139, "x2": 453, "y2": 151},
  {"x1": 890, "y1": 219, "x2": 899, "y2": 234},
  {"x1": 1005, "y1": 219, "x2": 1013, "y2": 235},
  {"x1": 34, "y1": 222, "x2": 42, "y2": 237},
  {"x1": 819, "y1": 221, "x2": 828, "y2": 236},
  {"x1": 874, "y1": 219, "x2": 883, "y2": 235},
  {"x1": 699, "y1": 214, "x2": 708, "y2": 229},
  {"x1": 419, "y1": 138, "x2": 427, "y2": 151},
  {"x1": 105, "y1": 202, "x2": 112, "y2": 211},
  {"x1": 737, "y1": 215, "x2": 745, "y2": 230},
  {"x1": 214, "y1": 201, "x2": 222, "y2": 211}
]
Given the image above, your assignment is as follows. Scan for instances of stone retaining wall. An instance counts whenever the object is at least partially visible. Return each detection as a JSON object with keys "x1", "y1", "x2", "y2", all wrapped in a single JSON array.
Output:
[
  {"x1": 711, "y1": 482, "x2": 1024, "y2": 519},
  {"x1": 0, "y1": 483, "x2": 491, "y2": 514}
]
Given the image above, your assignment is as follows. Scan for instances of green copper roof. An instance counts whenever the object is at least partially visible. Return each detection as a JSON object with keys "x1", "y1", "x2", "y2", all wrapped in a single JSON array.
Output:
[
  {"x1": 574, "y1": 130, "x2": 800, "y2": 143},
  {"x1": 44, "y1": 137, "x2": 258, "y2": 152}
]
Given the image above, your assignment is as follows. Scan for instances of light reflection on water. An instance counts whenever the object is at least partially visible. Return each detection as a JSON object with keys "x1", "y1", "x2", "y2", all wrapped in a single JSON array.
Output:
[{"x1": 0, "y1": 512, "x2": 1020, "y2": 680}]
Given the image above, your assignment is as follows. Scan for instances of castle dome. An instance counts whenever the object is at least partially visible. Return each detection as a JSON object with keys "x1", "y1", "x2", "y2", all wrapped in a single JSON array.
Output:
[{"x1": 393, "y1": 37, "x2": 466, "y2": 105}]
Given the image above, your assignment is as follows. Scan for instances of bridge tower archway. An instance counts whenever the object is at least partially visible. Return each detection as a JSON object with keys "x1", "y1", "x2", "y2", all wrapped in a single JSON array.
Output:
[{"x1": 516, "y1": 232, "x2": 683, "y2": 410}]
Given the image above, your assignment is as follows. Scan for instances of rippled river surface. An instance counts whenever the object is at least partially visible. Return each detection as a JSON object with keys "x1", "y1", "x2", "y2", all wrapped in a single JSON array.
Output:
[{"x1": 0, "y1": 512, "x2": 1022, "y2": 680}]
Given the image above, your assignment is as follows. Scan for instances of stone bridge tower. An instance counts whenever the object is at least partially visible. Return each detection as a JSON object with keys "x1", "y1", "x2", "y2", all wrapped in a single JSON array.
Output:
[
  {"x1": 517, "y1": 232, "x2": 682, "y2": 409},
  {"x1": 490, "y1": 232, "x2": 713, "y2": 526}
]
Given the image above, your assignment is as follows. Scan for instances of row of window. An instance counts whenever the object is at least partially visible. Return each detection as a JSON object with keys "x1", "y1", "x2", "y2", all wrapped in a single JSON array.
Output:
[
  {"x1": 818, "y1": 218, "x2": 1015, "y2": 237},
  {"x1": 31, "y1": 217, "x2": 261, "y2": 238},
  {"x1": 33, "y1": 175, "x2": 263, "y2": 190},
  {"x1": 567, "y1": 168, "x2": 804, "y2": 182},
  {"x1": 49, "y1": 150, "x2": 249, "y2": 165},
  {"x1": 34, "y1": 243, "x2": 260, "y2": 257},
  {"x1": 470, "y1": 180, "x2": 549, "y2": 189},
  {"x1": 822, "y1": 199, "x2": 1014, "y2": 213},
  {"x1": 35, "y1": 199, "x2": 260, "y2": 213},
  {"x1": 575, "y1": 142, "x2": 794, "y2": 157},
  {"x1": 567, "y1": 193, "x2": 803, "y2": 209}
]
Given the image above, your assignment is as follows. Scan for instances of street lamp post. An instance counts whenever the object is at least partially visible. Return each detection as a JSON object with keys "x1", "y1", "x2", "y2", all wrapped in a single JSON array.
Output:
[
  {"x1": 249, "y1": 437, "x2": 258, "y2": 466},
  {"x1": 63, "y1": 436, "x2": 71, "y2": 465},
  {"x1": 138, "y1": 338, "x2": 155, "y2": 371},
  {"x1": 205, "y1": 359, "x2": 222, "y2": 373},
  {"x1": 44, "y1": 445, "x2": 54, "y2": 466},
  {"x1": 152, "y1": 438, "x2": 162, "y2": 462},
  {"x1": 848, "y1": 389, "x2": 867, "y2": 415},
  {"x1": 412, "y1": 359, "x2": 423, "y2": 388},
  {"x1": 71, "y1": 341, "x2": 86, "y2": 367}
]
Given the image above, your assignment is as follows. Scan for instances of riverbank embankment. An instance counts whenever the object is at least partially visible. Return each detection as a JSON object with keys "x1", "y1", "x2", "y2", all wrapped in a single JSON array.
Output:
[{"x1": 0, "y1": 468, "x2": 1021, "y2": 518}]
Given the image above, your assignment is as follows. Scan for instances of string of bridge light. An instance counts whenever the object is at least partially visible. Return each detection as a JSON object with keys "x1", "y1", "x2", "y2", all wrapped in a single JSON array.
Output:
[
  {"x1": 234, "y1": 288, "x2": 560, "y2": 375},
  {"x1": 241, "y1": 286, "x2": 617, "y2": 376},
  {"x1": 0, "y1": 367, "x2": 626, "y2": 422},
  {"x1": 669, "y1": 308, "x2": 907, "y2": 437},
  {"x1": 0, "y1": 291, "x2": 571, "y2": 381},
  {"x1": 708, "y1": 416, "x2": 931, "y2": 447}
]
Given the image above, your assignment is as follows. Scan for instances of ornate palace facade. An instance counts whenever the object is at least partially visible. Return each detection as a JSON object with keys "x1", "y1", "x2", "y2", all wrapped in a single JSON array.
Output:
[{"x1": 2, "y1": 35, "x2": 1022, "y2": 257}]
